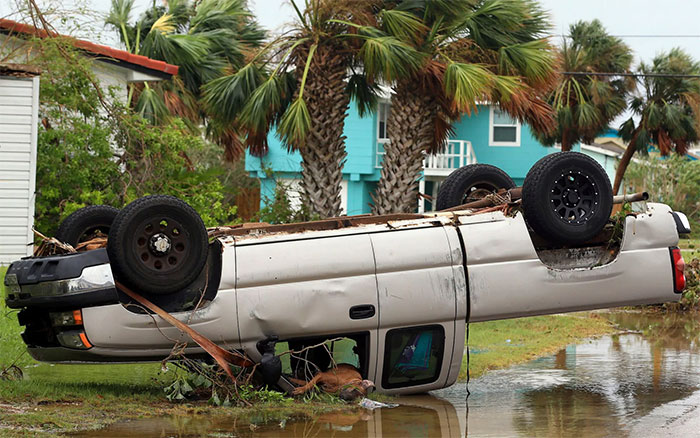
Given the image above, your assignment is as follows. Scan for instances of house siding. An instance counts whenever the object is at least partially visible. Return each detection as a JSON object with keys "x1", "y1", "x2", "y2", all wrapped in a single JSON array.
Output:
[
  {"x1": 0, "y1": 75, "x2": 39, "y2": 264},
  {"x1": 246, "y1": 103, "x2": 621, "y2": 215}
]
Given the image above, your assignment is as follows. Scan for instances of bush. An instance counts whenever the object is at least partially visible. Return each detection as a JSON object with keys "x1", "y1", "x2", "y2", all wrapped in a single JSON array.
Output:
[
  {"x1": 31, "y1": 38, "x2": 243, "y2": 234},
  {"x1": 625, "y1": 154, "x2": 700, "y2": 226}
]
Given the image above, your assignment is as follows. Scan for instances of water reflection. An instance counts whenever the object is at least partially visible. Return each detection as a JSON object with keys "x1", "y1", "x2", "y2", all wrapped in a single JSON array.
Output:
[{"x1": 70, "y1": 312, "x2": 700, "y2": 437}]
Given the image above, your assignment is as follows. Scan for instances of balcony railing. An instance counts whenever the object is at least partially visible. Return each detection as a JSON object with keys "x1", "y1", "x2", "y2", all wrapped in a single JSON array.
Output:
[
  {"x1": 375, "y1": 139, "x2": 477, "y2": 174},
  {"x1": 423, "y1": 140, "x2": 477, "y2": 176}
]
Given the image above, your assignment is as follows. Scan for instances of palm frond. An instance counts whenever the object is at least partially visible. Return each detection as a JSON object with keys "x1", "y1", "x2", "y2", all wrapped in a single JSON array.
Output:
[
  {"x1": 201, "y1": 63, "x2": 265, "y2": 123},
  {"x1": 346, "y1": 73, "x2": 380, "y2": 117},
  {"x1": 443, "y1": 62, "x2": 493, "y2": 111},
  {"x1": 379, "y1": 9, "x2": 427, "y2": 43},
  {"x1": 238, "y1": 75, "x2": 287, "y2": 134},
  {"x1": 151, "y1": 14, "x2": 177, "y2": 35},
  {"x1": 359, "y1": 36, "x2": 424, "y2": 82},
  {"x1": 135, "y1": 84, "x2": 171, "y2": 124},
  {"x1": 277, "y1": 97, "x2": 311, "y2": 148},
  {"x1": 498, "y1": 39, "x2": 556, "y2": 84}
]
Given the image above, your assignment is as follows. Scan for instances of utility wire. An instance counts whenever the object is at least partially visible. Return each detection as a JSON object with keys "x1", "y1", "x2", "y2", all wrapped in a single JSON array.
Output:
[
  {"x1": 554, "y1": 34, "x2": 700, "y2": 38},
  {"x1": 560, "y1": 71, "x2": 700, "y2": 79}
]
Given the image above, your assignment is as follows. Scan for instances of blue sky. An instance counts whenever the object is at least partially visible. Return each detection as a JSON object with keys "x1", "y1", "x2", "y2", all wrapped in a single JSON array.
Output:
[{"x1": 3, "y1": 0, "x2": 699, "y2": 66}]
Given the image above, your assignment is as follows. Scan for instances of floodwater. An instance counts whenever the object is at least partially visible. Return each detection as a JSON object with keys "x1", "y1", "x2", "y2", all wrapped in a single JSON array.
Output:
[{"x1": 71, "y1": 312, "x2": 700, "y2": 437}]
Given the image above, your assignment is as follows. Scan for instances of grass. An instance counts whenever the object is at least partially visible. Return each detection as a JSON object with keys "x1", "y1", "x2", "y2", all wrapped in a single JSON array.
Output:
[
  {"x1": 460, "y1": 313, "x2": 616, "y2": 380},
  {"x1": 678, "y1": 237, "x2": 700, "y2": 259},
  {"x1": 0, "y1": 265, "x2": 616, "y2": 435}
]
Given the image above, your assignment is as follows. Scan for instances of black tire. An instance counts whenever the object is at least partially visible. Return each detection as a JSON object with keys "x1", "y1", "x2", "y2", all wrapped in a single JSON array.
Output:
[
  {"x1": 522, "y1": 151, "x2": 613, "y2": 245},
  {"x1": 56, "y1": 205, "x2": 120, "y2": 247},
  {"x1": 436, "y1": 164, "x2": 516, "y2": 210},
  {"x1": 107, "y1": 195, "x2": 208, "y2": 295}
]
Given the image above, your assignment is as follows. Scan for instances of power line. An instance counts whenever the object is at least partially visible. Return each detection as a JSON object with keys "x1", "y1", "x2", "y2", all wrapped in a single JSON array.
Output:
[
  {"x1": 560, "y1": 71, "x2": 700, "y2": 79},
  {"x1": 557, "y1": 35, "x2": 700, "y2": 38},
  {"x1": 553, "y1": 34, "x2": 700, "y2": 39}
]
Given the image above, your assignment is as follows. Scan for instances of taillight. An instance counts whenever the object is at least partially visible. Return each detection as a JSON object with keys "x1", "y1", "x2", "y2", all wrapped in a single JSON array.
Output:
[{"x1": 670, "y1": 247, "x2": 686, "y2": 293}]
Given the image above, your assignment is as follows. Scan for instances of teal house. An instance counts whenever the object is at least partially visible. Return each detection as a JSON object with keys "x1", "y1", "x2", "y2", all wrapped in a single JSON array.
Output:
[{"x1": 246, "y1": 101, "x2": 621, "y2": 215}]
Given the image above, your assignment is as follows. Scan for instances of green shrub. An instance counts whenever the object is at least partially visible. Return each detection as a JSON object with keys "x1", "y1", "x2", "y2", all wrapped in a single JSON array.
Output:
[
  {"x1": 626, "y1": 154, "x2": 700, "y2": 228},
  {"x1": 31, "y1": 38, "x2": 243, "y2": 234}
]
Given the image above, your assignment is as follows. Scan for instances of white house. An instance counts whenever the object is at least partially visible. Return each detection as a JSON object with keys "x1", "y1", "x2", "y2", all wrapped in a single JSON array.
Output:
[
  {"x1": 0, "y1": 63, "x2": 40, "y2": 263},
  {"x1": 0, "y1": 19, "x2": 178, "y2": 264}
]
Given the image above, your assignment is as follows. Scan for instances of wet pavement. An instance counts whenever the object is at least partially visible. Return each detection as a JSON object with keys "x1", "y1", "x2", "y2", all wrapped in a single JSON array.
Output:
[{"x1": 70, "y1": 312, "x2": 700, "y2": 437}]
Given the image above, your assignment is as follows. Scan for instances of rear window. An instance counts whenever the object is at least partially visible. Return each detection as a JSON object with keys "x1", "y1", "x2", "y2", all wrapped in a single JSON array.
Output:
[{"x1": 382, "y1": 325, "x2": 445, "y2": 389}]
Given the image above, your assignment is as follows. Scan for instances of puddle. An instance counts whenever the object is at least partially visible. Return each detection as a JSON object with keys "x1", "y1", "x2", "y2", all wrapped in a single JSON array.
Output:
[{"x1": 69, "y1": 312, "x2": 700, "y2": 437}]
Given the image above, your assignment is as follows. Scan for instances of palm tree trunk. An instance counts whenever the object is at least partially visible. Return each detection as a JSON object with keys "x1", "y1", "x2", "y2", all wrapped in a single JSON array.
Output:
[
  {"x1": 561, "y1": 128, "x2": 573, "y2": 152},
  {"x1": 298, "y1": 50, "x2": 349, "y2": 218},
  {"x1": 372, "y1": 81, "x2": 435, "y2": 214},
  {"x1": 612, "y1": 129, "x2": 640, "y2": 194}
]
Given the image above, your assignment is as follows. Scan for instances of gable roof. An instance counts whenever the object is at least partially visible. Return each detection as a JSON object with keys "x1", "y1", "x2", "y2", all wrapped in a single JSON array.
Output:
[{"x1": 0, "y1": 18, "x2": 178, "y2": 78}]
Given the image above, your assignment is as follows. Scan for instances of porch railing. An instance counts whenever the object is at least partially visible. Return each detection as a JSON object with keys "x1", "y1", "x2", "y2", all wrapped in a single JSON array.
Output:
[
  {"x1": 375, "y1": 139, "x2": 477, "y2": 174},
  {"x1": 423, "y1": 140, "x2": 477, "y2": 176}
]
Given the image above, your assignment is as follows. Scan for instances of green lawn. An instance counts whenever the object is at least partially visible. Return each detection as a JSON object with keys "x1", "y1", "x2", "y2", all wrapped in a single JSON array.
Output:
[
  {"x1": 678, "y1": 237, "x2": 700, "y2": 259},
  {"x1": 462, "y1": 313, "x2": 615, "y2": 380}
]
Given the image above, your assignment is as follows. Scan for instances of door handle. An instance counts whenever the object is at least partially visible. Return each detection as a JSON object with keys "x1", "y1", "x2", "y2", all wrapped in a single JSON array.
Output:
[{"x1": 349, "y1": 304, "x2": 376, "y2": 320}]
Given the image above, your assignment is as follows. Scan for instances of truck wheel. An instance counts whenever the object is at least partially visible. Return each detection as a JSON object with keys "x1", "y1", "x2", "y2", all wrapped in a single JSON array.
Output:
[
  {"x1": 107, "y1": 195, "x2": 208, "y2": 295},
  {"x1": 522, "y1": 152, "x2": 613, "y2": 245},
  {"x1": 56, "y1": 205, "x2": 120, "y2": 247},
  {"x1": 436, "y1": 164, "x2": 515, "y2": 210}
]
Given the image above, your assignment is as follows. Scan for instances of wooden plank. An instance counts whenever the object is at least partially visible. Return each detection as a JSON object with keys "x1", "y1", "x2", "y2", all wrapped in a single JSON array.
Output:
[
  {"x1": 0, "y1": 235, "x2": 31, "y2": 245},
  {"x1": 0, "y1": 171, "x2": 29, "y2": 181},
  {"x1": 0, "y1": 189, "x2": 29, "y2": 198},
  {"x1": 0, "y1": 124, "x2": 31, "y2": 134},
  {"x1": 0, "y1": 217, "x2": 29, "y2": 226},
  {"x1": 0, "y1": 78, "x2": 33, "y2": 88},
  {"x1": 0, "y1": 115, "x2": 32, "y2": 125},
  {"x1": 0, "y1": 87, "x2": 33, "y2": 97},
  {"x1": 0, "y1": 142, "x2": 31, "y2": 153},
  {"x1": 0, "y1": 95, "x2": 33, "y2": 106},
  {"x1": 0, "y1": 152, "x2": 30, "y2": 162},
  {"x1": 0, "y1": 133, "x2": 31, "y2": 143},
  {"x1": 0, "y1": 161, "x2": 29, "y2": 171},
  {"x1": 0, "y1": 226, "x2": 28, "y2": 236},
  {"x1": 0, "y1": 247, "x2": 32, "y2": 263},
  {"x1": 0, "y1": 105, "x2": 32, "y2": 115},
  {"x1": 0, "y1": 179, "x2": 29, "y2": 189},
  {"x1": 0, "y1": 198, "x2": 29, "y2": 208},
  {"x1": 0, "y1": 208, "x2": 29, "y2": 217}
]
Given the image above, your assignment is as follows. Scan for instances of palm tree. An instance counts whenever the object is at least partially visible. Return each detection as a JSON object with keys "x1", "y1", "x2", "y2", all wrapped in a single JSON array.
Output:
[
  {"x1": 202, "y1": 0, "x2": 421, "y2": 218},
  {"x1": 613, "y1": 48, "x2": 700, "y2": 194},
  {"x1": 537, "y1": 20, "x2": 634, "y2": 152},
  {"x1": 105, "y1": 0, "x2": 265, "y2": 159},
  {"x1": 368, "y1": 0, "x2": 559, "y2": 215}
]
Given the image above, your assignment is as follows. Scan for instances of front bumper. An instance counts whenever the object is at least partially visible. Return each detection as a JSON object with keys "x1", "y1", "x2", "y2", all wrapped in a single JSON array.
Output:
[
  {"x1": 4, "y1": 250, "x2": 119, "y2": 354},
  {"x1": 4, "y1": 249, "x2": 119, "y2": 310}
]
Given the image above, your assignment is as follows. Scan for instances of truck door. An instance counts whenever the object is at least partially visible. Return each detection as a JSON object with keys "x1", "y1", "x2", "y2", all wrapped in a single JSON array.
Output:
[
  {"x1": 234, "y1": 232, "x2": 380, "y2": 380},
  {"x1": 370, "y1": 226, "x2": 465, "y2": 394}
]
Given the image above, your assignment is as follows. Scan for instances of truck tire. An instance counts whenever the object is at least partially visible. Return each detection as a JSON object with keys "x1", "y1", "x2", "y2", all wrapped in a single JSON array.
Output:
[
  {"x1": 107, "y1": 195, "x2": 208, "y2": 295},
  {"x1": 436, "y1": 164, "x2": 516, "y2": 210},
  {"x1": 56, "y1": 205, "x2": 120, "y2": 247},
  {"x1": 522, "y1": 152, "x2": 613, "y2": 245}
]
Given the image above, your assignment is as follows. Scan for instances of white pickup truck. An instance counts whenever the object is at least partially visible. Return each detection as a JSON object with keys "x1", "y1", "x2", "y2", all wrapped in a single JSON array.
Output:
[{"x1": 3, "y1": 152, "x2": 690, "y2": 394}]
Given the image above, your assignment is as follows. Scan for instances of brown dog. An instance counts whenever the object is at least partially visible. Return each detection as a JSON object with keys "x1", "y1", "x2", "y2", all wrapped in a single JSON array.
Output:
[{"x1": 290, "y1": 364, "x2": 374, "y2": 401}]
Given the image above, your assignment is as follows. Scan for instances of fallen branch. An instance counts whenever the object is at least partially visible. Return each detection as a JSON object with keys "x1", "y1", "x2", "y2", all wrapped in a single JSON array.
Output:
[{"x1": 116, "y1": 281, "x2": 254, "y2": 382}]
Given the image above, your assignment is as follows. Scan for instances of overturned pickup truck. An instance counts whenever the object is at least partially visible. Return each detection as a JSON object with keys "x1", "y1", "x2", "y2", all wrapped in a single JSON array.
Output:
[{"x1": 3, "y1": 152, "x2": 690, "y2": 395}]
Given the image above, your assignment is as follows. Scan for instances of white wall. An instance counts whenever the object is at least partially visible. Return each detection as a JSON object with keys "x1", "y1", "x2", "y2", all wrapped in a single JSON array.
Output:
[{"x1": 0, "y1": 75, "x2": 39, "y2": 264}]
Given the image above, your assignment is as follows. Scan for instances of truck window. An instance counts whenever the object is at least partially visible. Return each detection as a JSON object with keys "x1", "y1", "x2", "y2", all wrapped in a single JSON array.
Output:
[
  {"x1": 275, "y1": 333, "x2": 368, "y2": 381},
  {"x1": 382, "y1": 325, "x2": 445, "y2": 389}
]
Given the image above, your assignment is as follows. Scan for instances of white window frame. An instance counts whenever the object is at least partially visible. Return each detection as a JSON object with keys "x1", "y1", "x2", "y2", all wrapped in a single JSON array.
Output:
[
  {"x1": 376, "y1": 101, "x2": 391, "y2": 167},
  {"x1": 489, "y1": 106, "x2": 521, "y2": 147}
]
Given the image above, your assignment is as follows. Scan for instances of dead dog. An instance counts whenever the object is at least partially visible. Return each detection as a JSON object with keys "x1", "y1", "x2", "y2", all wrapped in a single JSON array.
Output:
[{"x1": 290, "y1": 364, "x2": 375, "y2": 401}]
